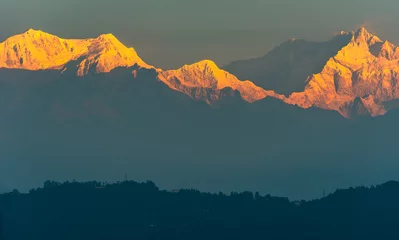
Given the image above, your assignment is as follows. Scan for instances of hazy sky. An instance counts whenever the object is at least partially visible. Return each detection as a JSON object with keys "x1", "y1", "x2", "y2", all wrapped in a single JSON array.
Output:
[{"x1": 1, "y1": 0, "x2": 399, "y2": 69}]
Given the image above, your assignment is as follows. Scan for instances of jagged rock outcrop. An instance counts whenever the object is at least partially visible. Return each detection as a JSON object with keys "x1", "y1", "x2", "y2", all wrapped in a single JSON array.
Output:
[
  {"x1": 0, "y1": 29, "x2": 154, "y2": 76},
  {"x1": 338, "y1": 95, "x2": 386, "y2": 118},
  {"x1": 157, "y1": 60, "x2": 284, "y2": 105}
]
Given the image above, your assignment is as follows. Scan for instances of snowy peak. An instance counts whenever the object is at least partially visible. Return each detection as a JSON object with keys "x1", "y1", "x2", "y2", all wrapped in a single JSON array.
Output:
[
  {"x1": 22, "y1": 28, "x2": 53, "y2": 39},
  {"x1": 22, "y1": 28, "x2": 49, "y2": 38},
  {"x1": 96, "y1": 33, "x2": 118, "y2": 41},
  {"x1": 331, "y1": 28, "x2": 383, "y2": 67},
  {"x1": 0, "y1": 29, "x2": 86, "y2": 70},
  {"x1": 352, "y1": 27, "x2": 381, "y2": 45},
  {"x1": 165, "y1": 59, "x2": 235, "y2": 89},
  {"x1": 223, "y1": 26, "x2": 399, "y2": 118},
  {"x1": 71, "y1": 32, "x2": 154, "y2": 76},
  {"x1": 158, "y1": 60, "x2": 283, "y2": 104},
  {"x1": 286, "y1": 27, "x2": 399, "y2": 117},
  {"x1": 370, "y1": 40, "x2": 399, "y2": 60},
  {"x1": 188, "y1": 59, "x2": 218, "y2": 70},
  {"x1": 0, "y1": 29, "x2": 153, "y2": 75}
]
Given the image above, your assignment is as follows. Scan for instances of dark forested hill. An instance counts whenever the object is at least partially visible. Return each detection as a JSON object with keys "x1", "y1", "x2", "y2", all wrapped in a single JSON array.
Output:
[{"x1": 1, "y1": 180, "x2": 399, "y2": 240}]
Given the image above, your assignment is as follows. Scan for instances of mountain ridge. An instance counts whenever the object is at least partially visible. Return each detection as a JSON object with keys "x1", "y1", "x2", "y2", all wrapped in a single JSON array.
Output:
[
  {"x1": 0, "y1": 29, "x2": 154, "y2": 76},
  {"x1": 2, "y1": 28, "x2": 399, "y2": 118},
  {"x1": 225, "y1": 27, "x2": 399, "y2": 118},
  {"x1": 0, "y1": 29, "x2": 273, "y2": 106},
  {"x1": 287, "y1": 27, "x2": 399, "y2": 117},
  {"x1": 157, "y1": 59, "x2": 285, "y2": 104}
]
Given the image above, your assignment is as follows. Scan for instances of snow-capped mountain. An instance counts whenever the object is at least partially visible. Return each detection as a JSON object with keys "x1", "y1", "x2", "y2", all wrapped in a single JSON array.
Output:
[
  {"x1": 157, "y1": 60, "x2": 284, "y2": 105},
  {"x1": 225, "y1": 27, "x2": 399, "y2": 117},
  {"x1": 2, "y1": 27, "x2": 399, "y2": 118},
  {"x1": 0, "y1": 29, "x2": 154, "y2": 76},
  {"x1": 288, "y1": 27, "x2": 399, "y2": 117}
]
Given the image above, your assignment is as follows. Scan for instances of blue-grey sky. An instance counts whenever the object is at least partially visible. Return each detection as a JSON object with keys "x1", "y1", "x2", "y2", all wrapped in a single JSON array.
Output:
[{"x1": 1, "y1": 0, "x2": 399, "y2": 69}]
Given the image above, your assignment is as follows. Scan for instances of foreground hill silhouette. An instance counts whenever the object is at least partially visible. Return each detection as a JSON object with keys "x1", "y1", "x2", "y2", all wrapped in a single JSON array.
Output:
[{"x1": 1, "y1": 180, "x2": 399, "y2": 239}]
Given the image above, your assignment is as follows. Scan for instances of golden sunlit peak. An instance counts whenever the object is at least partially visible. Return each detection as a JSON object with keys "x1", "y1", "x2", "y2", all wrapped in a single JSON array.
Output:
[
  {"x1": 381, "y1": 40, "x2": 394, "y2": 49},
  {"x1": 157, "y1": 58, "x2": 280, "y2": 104},
  {"x1": 354, "y1": 27, "x2": 371, "y2": 36},
  {"x1": 25, "y1": 28, "x2": 39, "y2": 33},
  {"x1": 97, "y1": 33, "x2": 118, "y2": 41},
  {"x1": 21, "y1": 29, "x2": 56, "y2": 39},
  {"x1": 24, "y1": 28, "x2": 45, "y2": 34},
  {"x1": 352, "y1": 27, "x2": 381, "y2": 44},
  {"x1": 196, "y1": 59, "x2": 216, "y2": 64},
  {"x1": 188, "y1": 59, "x2": 216, "y2": 65},
  {"x1": 18, "y1": 28, "x2": 52, "y2": 39},
  {"x1": 189, "y1": 59, "x2": 218, "y2": 68},
  {"x1": 0, "y1": 29, "x2": 154, "y2": 75}
]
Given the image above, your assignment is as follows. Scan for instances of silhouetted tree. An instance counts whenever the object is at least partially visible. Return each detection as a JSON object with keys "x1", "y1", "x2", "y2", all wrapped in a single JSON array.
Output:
[{"x1": 1, "y1": 180, "x2": 399, "y2": 240}]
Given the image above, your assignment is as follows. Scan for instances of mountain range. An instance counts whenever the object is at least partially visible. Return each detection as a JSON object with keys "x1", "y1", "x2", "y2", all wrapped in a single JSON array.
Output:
[
  {"x1": 2, "y1": 27, "x2": 399, "y2": 117},
  {"x1": 1, "y1": 28, "x2": 399, "y2": 199}
]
